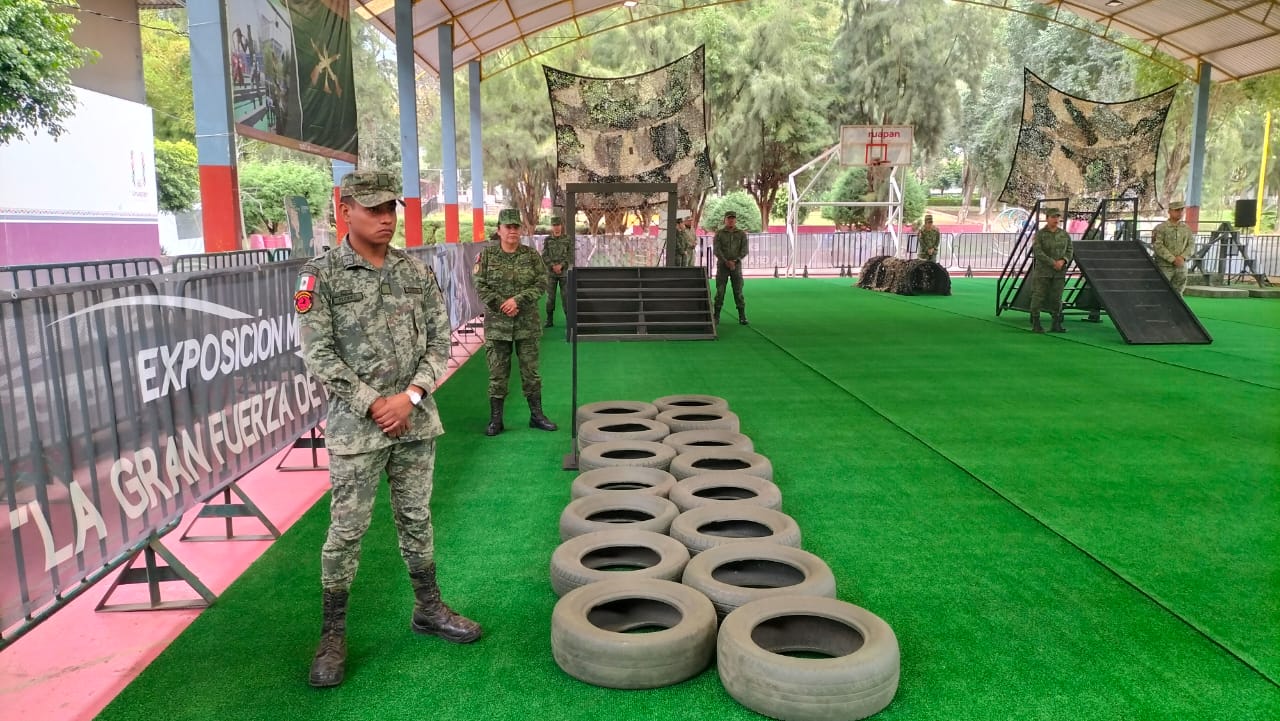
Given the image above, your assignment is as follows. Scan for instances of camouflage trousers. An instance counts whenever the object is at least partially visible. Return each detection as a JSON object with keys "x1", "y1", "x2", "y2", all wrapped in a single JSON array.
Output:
[
  {"x1": 714, "y1": 263, "x2": 746, "y2": 316},
  {"x1": 321, "y1": 440, "x2": 436, "y2": 591},
  {"x1": 1029, "y1": 273, "x2": 1066, "y2": 315},
  {"x1": 546, "y1": 273, "x2": 568, "y2": 319},
  {"x1": 1156, "y1": 261, "x2": 1188, "y2": 296},
  {"x1": 486, "y1": 337, "x2": 541, "y2": 398},
  {"x1": 917, "y1": 249, "x2": 938, "y2": 262}
]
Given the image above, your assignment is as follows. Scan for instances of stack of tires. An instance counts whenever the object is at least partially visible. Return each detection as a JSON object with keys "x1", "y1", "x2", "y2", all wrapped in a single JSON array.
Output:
[{"x1": 551, "y1": 396, "x2": 900, "y2": 720}]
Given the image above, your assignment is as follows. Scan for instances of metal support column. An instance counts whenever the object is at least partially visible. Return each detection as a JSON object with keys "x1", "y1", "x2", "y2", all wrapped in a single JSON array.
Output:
[
  {"x1": 470, "y1": 61, "x2": 485, "y2": 241},
  {"x1": 439, "y1": 24, "x2": 459, "y2": 242},
  {"x1": 396, "y1": 0, "x2": 423, "y2": 246},
  {"x1": 1186, "y1": 61, "x2": 1212, "y2": 232},
  {"x1": 189, "y1": 0, "x2": 242, "y2": 252}
]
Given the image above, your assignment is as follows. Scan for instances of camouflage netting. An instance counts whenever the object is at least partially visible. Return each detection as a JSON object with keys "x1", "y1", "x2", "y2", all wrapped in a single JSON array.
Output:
[
  {"x1": 999, "y1": 69, "x2": 1176, "y2": 213},
  {"x1": 857, "y1": 257, "x2": 952, "y2": 296},
  {"x1": 544, "y1": 46, "x2": 714, "y2": 212}
]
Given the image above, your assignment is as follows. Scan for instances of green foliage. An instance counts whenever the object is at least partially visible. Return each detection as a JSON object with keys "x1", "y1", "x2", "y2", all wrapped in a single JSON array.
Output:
[
  {"x1": 238, "y1": 161, "x2": 330, "y2": 235},
  {"x1": 140, "y1": 11, "x2": 193, "y2": 141},
  {"x1": 820, "y1": 167, "x2": 871, "y2": 228},
  {"x1": 0, "y1": 0, "x2": 95, "y2": 144},
  {"x1": 927, "y1": 156, "x2": 964, "y2": 193},
  {"x1": 424, "y1": 219, "x2": 497, "y2": 245},
  {"x1": 903, "y1": 171, "x2": 927, "y2": 226},
  {"x1": 154, "y1": 139, "x2": 199, "y2": 212},
  {"x1": 701, "y1": 191, "x2": 763, "y2": 232},
  {"x1": 770, "y1": 189, "x2": 789, "y2": 221},
  {"x1": 925, "y1": 195, "x2": 966, "y2": 207}
]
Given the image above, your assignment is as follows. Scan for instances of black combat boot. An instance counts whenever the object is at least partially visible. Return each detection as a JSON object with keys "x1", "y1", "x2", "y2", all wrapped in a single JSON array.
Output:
[
  {"x1": 308, "y1": 589, "x2": 349, "y2": 688},
  {"x1": 1050, "y1": 312, "x2": 1067, "y2": 333},
  {"x1": 1030, "y1": 313, "x2": 1045, "y2": 333},
  {"x1": 713, "y1": 306, "x2": 722, "y2": 326},
  {"x1": 738, "y1": 310, "x2": 749, "y2": 326},
  {"x1": 528, "y1": 393, "x2": 558, "y2": 431},
  {"x1": 545, "y1": 315, "x2": 555, "y2": 328},
  {"x1": 486, "y1": 397, "x2": 504, "y2": 436},
  {"x1": 409, "y1": 567, "x2": 482, "y2": 643}
]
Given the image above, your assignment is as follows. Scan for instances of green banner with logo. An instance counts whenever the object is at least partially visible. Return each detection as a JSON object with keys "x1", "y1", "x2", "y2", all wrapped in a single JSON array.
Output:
[{"x1": 226, "y1": 0, "x2": 358, "y2": 161}]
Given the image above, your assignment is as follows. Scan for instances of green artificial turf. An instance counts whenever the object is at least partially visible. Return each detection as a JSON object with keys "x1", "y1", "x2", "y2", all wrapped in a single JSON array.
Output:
[{"x1": 97, "y1": 279, "x2": 1279, "y2": 721}]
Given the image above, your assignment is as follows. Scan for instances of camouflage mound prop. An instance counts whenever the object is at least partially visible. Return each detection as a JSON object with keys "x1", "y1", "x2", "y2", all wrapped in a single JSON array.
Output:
[
  {"x1": 544, "y1": 46, "x2": 714, "y2": 211},
  {"x1": 999, "y1": 69, "x2": 1175, "y2": 213},
  {"x1": 857, "y1": 256, "x2": 952, "y2": 296}
]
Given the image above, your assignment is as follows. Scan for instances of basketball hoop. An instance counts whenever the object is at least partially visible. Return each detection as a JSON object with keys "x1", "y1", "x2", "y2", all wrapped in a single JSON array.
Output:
[{"x1": 840, "y1": 126, "x2": 913, "y2": 167}]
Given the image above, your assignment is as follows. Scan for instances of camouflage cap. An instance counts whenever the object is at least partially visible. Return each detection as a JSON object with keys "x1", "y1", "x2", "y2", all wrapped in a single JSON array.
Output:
[
  {"x1": 340, "y1": 171, "x2": 401, "y2": 207},
  {"x1": 1045, "y1": 208, "x2": 1062, "y2": 218},
  {"x1": 550, "y1": 215, "x2": 563, "y2": 225},
  {"x1": 498, "y1": 208, "x2": 521, "y2": 225},
  {"x1": 1169, "y1": 201, "x2": 1186, "y2": 210},
  {"x1": 724, "y1": 210, "x2": 737, "y2": 219}
]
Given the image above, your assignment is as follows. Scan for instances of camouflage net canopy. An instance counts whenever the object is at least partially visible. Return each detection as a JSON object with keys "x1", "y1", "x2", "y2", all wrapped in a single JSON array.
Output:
[
  {"x1": 544, "y1": 46, "x2": 714, "y2": 212},
  {"x1": 1000, "y1": 69, "x2": 1176, "y2": 213}
]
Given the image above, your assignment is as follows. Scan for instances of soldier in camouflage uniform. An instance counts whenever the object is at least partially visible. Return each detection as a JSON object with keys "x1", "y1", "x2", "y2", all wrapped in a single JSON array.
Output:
[
  {"x1": 682, "y1": 212, "x2": 699, "y2": 267},
  {"x1": 661, "y1": 210, "x2": 691, "y2": 267},
  {"x1": 541, "y1": 215, "x2": 573, "y2": 327},
  {"x1": 474, "y1": 208, "x2": 557, "y2": 436},
  {"x1": 1152, "y1": 201, "x2": 1194, "y2": 296},
  {"x1": 917, "y1": 214, "x2": 941, "y2": 262},
  {"x1": 297, "y1": 172, "x2": 481, "y2": 689},
  {"x1": 1029, "y1": 208, "x2": 1074, "y2": 334},
  {"x1": 713, "y1": 210, "x2": 750, "y2": 325}
]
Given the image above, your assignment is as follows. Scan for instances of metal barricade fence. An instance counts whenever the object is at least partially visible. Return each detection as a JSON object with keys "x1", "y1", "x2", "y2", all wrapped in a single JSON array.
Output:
[
  {"x1": 170, "y1": 250, "x2": 274, "y2": 274},
  {"x1": 0, "y1": 258, "x2": 163, "y2": 290}
]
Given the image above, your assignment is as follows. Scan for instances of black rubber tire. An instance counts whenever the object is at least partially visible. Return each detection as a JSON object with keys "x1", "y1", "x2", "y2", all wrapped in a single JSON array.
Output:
[
  {"x1": 663, "y1": 430, "x2": 754, "y2": 455},
  {"x1": 559, "y1": 492, "x2": 680, "y2": 541},
  {"x1": 655, "y1": 408, "x2": 740, "y2": 434},
  {"x1": 717, "y1": 596, "x2": 900, "y2": 721},
  {"x1": 668, "y1": 504, "x2": 801, "y2": 555},
  {"x1": 652, "y1": 394, "x2": 730, "y2": 414},
  {"x1": 668, "y1": 472, "x2": 782, "y2": 512},
  {"x1": 577, "y1": 417, "x2": 670, "y2": 452},
  {"x1": 552, "y1": 578, "x2": 717, "y2": 689},
  {"x1": 578, "y1": 441, "x2": 677, "y2": 473},
  {"x1": 575, "y1": 400, "x2": 660, "y2": 426},
  {"x1": 669, "y1": 450, "x2": 773, "y2": 481},
  {"x1": 570, "y1": 467, "x2": 678, "y2": 499},
  {"x1": 681, "y1": 541, "x2": 836, "y2": 618},
  {"x1": 549, "y1": 528, "x2": 691, "y2": 597}
]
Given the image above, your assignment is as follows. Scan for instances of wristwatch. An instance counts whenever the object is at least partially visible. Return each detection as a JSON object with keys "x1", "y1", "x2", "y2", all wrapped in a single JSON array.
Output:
[{"x1": 406, "y1": 389, "x2": 422, "y2": 406}]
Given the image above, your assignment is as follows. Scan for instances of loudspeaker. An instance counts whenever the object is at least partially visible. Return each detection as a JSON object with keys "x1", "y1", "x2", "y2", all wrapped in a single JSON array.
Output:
[{"x1": 1234, "y1": 199, "x2": 1257, "y2": 228}]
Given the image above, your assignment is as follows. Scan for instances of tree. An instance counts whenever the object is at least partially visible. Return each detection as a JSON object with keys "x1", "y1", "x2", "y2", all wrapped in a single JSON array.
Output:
[
  {"x1": 704, "y1": 0, "x2": 837, "y2": 224},
  {"x1": 700, "y1": 190, "x2": 763, "y2": 232},
  {"x1": 480, "y1": 52, "x2": 560, "y2": 230},
  {"x1": 140, "y1": 10, "x2": 193, "y2": 141},
  {"x1": 0, "y1": 0, "x2": 94, "y2": 144},
  {"x1": 154, "y1": 139, "x2": 199, "y2": 212},
  {"x1": 238, "y1": 161, "x2": 330, "y2": 234},
  {"x1": 821, "y1": 167, "x2": 870, "y2": 229}
]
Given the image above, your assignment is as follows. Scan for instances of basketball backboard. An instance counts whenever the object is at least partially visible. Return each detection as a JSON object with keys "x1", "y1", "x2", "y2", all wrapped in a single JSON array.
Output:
[{"x1": 840, "y1": 125, "x2": 914, "y2": 166}]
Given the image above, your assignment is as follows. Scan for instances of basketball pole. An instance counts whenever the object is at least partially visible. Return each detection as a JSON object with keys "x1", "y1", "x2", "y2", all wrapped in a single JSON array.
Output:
[{"x1": 1256, "y1": 110, "x2": 1271, "y2": 236}]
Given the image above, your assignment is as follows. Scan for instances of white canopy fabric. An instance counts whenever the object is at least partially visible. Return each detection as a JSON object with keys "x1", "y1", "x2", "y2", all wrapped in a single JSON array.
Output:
[{"x1": 348, "y1": 0, "x2": 1280, "y2": 81}]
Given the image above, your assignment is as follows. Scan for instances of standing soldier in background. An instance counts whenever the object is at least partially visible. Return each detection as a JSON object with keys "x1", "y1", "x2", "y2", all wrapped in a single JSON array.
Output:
[
  {"x1": 917, "y1": 214, "x2": 941, "y2": 262},
  {"x1": 1028, "y1": 208, "x2": 1074, "y2": 334},
  {"x1": 297, "y1": 171, "x2": 481, "y2": 690},
  {"x1": 682, "y1": 211, "x2": 699, "y2": 267},
  {"x1": 663, "y1": 209, "x2": 694, "y2": 267},
  {"x1": 541, "y1": 215, "x2": 573, "y2": 327},
  {"x1": 1152, "y1": 201, "x2": 1194, "y2": 296},
  {"x1": 713, "y1": 210, "x2": 750, "y2": 325},
  {"x1": 474, "y1": 208, "x2": 558, "y2": 436}
]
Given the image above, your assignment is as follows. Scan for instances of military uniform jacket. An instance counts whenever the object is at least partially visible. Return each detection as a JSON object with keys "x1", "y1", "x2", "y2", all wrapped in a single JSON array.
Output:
[
  {"x1": 542, "y1": 234, "x2": 574, "y2": 275},
  {"x1": 297, "y1": 242, "x2": 449, "y2": 455},
  {"x1": 681, "y1": 228, "x2": 697, "y2": 256},
  {"x1": 473, "y1": 243, "x2": 548, "y2": 341},
  {"x1": 1031, "y1": 227, "x2": 1074, "y2": 278},
  {"x1": 1152, "y1": 221, "x2": 1193, "y2": 266},
  {"x1": 918, "y1": 228, "x2": 940, "y2": 254},
  {"x1": 714, "y1": 228, "x2": 749, "y2": 263}
]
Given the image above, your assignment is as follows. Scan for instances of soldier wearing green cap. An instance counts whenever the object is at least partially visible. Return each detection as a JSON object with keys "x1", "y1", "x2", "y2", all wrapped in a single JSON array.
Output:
[
  {"x1": 1152, "y1": 202, "x2": 1194, "y2": 295},
  {"x1": 917, "y1": 215, "x2": 940, "y2": 262},
  {"x1": 474, "y1": 208, "x2": 557, "y2": 436},
  {"x1": 541, "y1": 214, "x2": 573, "y2": 327},
  {"x1": 662, "y1": 210, "x2": 695, "y2": 267},
  {"x1": 297, "y1": 170, "x2": 481, "y2": 689},
  {"x1": 1028, "y1": 208, "x2": 1073, "y2": 333},
  {"x1": 713, "y1": 210, "x2": 750, "y2": 325}
]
